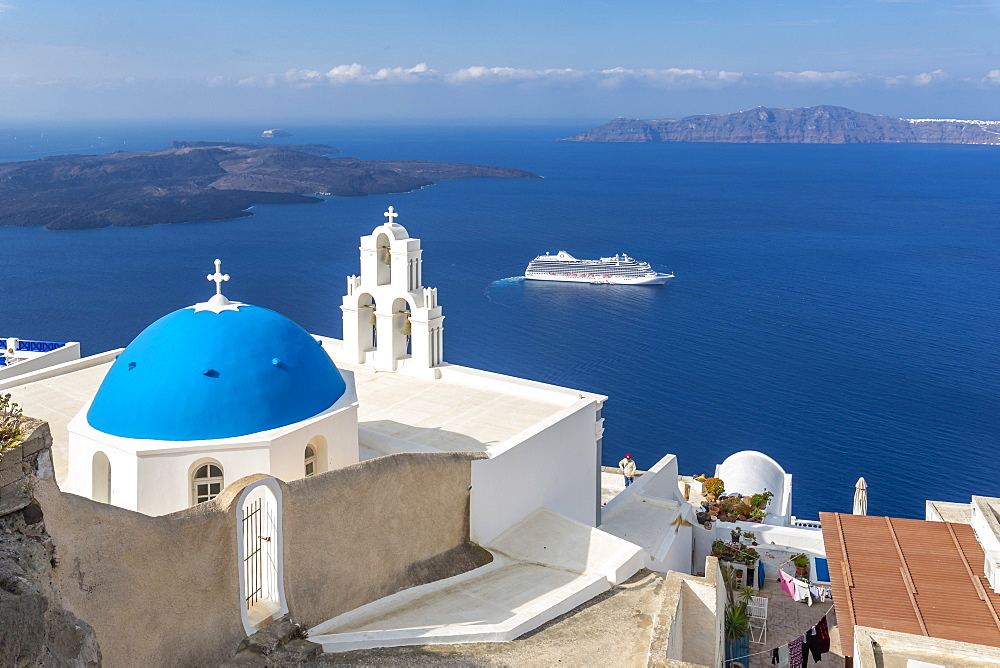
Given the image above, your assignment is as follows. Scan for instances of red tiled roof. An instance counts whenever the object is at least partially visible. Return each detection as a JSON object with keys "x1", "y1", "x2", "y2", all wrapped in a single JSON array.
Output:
[{"x1": 820, "y1": 512, "x2": 1000, "y2": 656}]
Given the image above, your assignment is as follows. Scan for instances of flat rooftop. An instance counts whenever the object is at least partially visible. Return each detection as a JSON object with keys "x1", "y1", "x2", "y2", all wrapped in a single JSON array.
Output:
[
  {"x1": 340, "y1": 359, "x2": 568, "y2": 456},
  {"x1": 5, "y1": 361, "x2": 114, "y2": 483},
  {"x1": 5, "y1": 351, "x2": 578, "y2": 484}
]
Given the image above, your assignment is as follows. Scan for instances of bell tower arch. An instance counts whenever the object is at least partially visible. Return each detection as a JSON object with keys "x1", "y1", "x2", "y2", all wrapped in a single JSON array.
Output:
[{"x1": 341, "y1": 206, "x2": 444, "y2": 373}]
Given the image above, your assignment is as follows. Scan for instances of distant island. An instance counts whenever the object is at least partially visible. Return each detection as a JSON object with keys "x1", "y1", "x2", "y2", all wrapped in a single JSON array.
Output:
[
  {"x1": 172, "y1": 140, "x2": 336, "y2": 155},
  {"x1": 260, "y1": 129, "x2": 291, "y2": 138},
  {"x1": 0, "y1": 142, "x2": 539, "y2": 230},
  {"x1": 559, "y1": 105, "x2": 1000, "y2": 144}
]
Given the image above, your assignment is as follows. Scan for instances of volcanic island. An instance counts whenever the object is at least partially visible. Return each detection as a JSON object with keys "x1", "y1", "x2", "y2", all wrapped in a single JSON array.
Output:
[{"x1": 0, "y1": 141, "x2": 539, "y2": 230}]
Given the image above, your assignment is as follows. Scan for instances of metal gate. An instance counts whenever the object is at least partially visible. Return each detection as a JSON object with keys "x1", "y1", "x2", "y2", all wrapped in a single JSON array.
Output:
[{"x1": 242, "y1": 495, "x2": 277, "y2": 610}]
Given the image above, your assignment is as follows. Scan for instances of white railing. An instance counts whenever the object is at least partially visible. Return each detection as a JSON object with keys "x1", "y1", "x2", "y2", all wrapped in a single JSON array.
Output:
[{"x1": 790, "y1": 517, "x2": 822, "y2": 529}]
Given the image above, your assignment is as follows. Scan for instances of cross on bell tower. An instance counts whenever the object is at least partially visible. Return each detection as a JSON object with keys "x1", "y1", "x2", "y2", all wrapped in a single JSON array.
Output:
[{"x1": 384, "y1": 206, "x2": 398, "y2": 224}]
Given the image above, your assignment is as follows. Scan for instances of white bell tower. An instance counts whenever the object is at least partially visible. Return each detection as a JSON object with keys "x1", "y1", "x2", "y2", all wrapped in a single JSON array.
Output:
[{"x1": 341, "y1": 206, "x2": 445, "y2": 373}]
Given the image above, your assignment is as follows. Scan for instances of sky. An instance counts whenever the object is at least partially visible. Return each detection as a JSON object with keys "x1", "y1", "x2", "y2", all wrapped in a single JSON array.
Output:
[{"x1": 1, "y1": 0, "x2": 1000, "y2": 122}]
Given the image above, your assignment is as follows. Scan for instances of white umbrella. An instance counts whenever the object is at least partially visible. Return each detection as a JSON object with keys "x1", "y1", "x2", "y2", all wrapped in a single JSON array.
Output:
[{"x1": 853, "y1": 477, "x2": 868, "y2": 516}]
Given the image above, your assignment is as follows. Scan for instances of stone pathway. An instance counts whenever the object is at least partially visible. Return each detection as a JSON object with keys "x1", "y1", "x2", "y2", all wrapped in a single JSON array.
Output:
[{"x1": 746, "y1": 571, "x2": 845, "y2": 667}]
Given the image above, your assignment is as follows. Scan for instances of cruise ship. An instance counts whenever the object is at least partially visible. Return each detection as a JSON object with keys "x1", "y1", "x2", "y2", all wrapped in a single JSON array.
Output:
[{"x1": 524, "y1": 250, "x2": 673, "y2": 285}]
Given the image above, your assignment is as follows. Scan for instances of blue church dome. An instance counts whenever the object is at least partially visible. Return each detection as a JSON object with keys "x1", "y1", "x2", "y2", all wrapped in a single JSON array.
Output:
[{"x1": 87, "y1": 304, "x2": 347, "y2": 441}]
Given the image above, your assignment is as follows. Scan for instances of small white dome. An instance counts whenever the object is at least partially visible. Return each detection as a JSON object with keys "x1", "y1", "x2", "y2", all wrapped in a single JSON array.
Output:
[{"x1": 715, "y1": 451, "x2": 791, "y2": 522}]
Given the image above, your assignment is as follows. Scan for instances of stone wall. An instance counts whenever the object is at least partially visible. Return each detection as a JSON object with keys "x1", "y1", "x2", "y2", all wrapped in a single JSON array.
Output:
[
  {"x1": 0, "y1": 417, "x2": 53, "y2": 516},
  {"x1": 0, "y1": 419, "x2": 101, "y2": 666},
  {"x1": 282, "y1": 451, "x2": 491, "y2": 629},
  {"x1": 10, "y1": 420, "x2": 486, "y2": 667},
  {"x1": 36, "y1": 462, "x2": 246, "y2": 667}
]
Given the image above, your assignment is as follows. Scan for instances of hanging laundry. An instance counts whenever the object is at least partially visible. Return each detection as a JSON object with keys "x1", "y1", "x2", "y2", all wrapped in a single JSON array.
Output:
[
  {"x1": 792, "y1": 577, "x2": 813, "y2": 605},
  {"x1": 815, "y1": 616, "x2": 831, "y2": 654},
  {"x1": 779, "y1": 568, "x2": 797, "y2": 598},
  {"x1": 778, "y1": 644, "x2": 789, "y2": 667},
  {"x1": 809, "y1": 584, "x2": 832, "y2": 601},
  {"x1": 788, "y1": 636, "x2": 805, "y2": 668},
  {"x1": 805, "y1": 627, "x2": 826, "y2": 664},
  {"x1": 772, "y1": 647, "x2": 780, "y2": 664}
]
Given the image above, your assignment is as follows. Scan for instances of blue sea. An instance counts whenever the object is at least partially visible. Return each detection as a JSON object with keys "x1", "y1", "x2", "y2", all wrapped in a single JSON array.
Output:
[{"x1": 1, "y1": 123, "x2": 998, "y2": 521}]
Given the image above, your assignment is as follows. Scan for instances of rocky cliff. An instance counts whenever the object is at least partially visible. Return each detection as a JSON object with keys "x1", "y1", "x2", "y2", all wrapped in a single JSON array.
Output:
[
  {"x1": 0, "y1": 420, "x2": 101, "y2": 666},
  {"x1": 560, "y1": 106, "x2": 1000, "y2": 144}
]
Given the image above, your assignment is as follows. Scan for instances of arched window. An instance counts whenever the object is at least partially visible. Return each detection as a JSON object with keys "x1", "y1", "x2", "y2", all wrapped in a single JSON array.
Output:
[
  {"x1": 92, "y1": 451, "x2": 111, "y2": 504},
  {"x1": 192, "y1": 463, "x2": 224, "y2": 504},
  {"x1": 305, "y1": 435, "x2": 328, "y2": 477},
  {"x1": 304, "y1": 446, "x2": 316, "y2": 477}
]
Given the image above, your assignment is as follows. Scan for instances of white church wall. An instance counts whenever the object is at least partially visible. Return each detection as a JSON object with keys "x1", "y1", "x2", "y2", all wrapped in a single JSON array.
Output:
[
  {"x1": 268, "y1": 406, "x2": 359, "y2": 482},
  {"x1": 64, "y1": 430, "x2": 139, "y2": 510},
  {"x1": 470, "y1": 398, "x2": 600, "y2": 545},
  {"x1": 136, "y1": 446, "x2": 270, "y2": 516}
]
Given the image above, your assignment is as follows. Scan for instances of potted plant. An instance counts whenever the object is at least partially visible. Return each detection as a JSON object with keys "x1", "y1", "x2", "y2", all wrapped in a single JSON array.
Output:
[
  {"x1": 711, "y1": 539, "x2": 726, "y2": 558},
  {"x1": 703, "y1": 477, "x2": 725, "y2": 503},
  {"x1": 792, "y1": 553, "x2": 810, "y2": 577},
  {"x1": 731, "y1": 528, "x2": 741, "y2": 543},
  {"x1": 750, "y1": 490, "x2": 774, "y2": 511},
  {"x1": 741, "y1": 530, "x2": 756, "y2": 546},
  {"x1": 724, "y1": 600, "x2": 751, "y2": 662}
]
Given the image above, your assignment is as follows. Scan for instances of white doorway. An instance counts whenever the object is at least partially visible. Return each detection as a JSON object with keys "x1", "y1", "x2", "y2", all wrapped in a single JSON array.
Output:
[{"x1": 237, "y1": 479, "x2": 287, "y2": 633}]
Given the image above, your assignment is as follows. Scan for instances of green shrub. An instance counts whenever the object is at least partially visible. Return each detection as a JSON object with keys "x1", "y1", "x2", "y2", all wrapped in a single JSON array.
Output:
[
  {"x1": 750, "y1": 490, "x2": 774, "y2": 509},
  {"x1": 703, "y1": 477, "x2": 725, "y2": 497},
  {"x1": 0, "y1": 393, "x2": 24, "y2": 464}
]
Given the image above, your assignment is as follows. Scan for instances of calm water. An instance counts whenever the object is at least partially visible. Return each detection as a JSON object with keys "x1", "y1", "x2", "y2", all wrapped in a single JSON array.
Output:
[{"x1": 1, "y1": 123, "x2": 998, "y2": 520}]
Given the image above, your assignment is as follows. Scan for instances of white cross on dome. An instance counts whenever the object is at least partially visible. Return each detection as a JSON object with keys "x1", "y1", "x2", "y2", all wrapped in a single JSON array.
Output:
[
  {"x1": 207, "y1": 258, "x2": 230, "y2": 295},
  {"x1": 384, "y1": 206, "x2": 399, "y2": 223},
  {"x1": 190, "y1": 258, "x2": 244, "y2": 313}
]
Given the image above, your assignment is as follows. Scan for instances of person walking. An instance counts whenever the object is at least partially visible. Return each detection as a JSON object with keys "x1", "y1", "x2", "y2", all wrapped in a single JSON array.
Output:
[{"x1": 619, "y1": 454, "x2": 637, "y2": 487}]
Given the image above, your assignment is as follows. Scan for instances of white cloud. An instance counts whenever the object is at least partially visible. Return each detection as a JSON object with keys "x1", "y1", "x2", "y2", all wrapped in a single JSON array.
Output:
[
  {"x1": 884, "y1": 69, "x2": 950, "y2": 86},
  {"x1": 0, "y1": 4, "x2": 15, "y2": 11},
  {"x1": 911, "y1": 69, "x2": 949, "y2": 85},
  {"x1": 213, "y1": 63, "x2": 979, "y2": 93},
  {"x1": 237, "y1": 75, "x2": 275, "y2": 88},
  {"x1": 445, "y1": 66, "x2": 582, "y2": 84},
  {"x1": 282, "y1": 63, "x2": 437, "y2": 86},
  {"x1": 442, "y1": 65, "x2": 743, "y2": 89},
  {"x1": 598, "y1": 67, "x2": 744, "y2": 89},
  {"x1": 371, "y1": 62, "x2": 436, "y2": 83},
  {"x1": 774, "y1": 70, "x2": 867, "y2": 86},
  {"x1": 982, "y1": 69, "x2": 1000, "y2": 85}
]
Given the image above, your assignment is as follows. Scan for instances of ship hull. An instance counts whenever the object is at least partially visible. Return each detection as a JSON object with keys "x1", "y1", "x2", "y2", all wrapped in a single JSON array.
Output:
[{"x1": 525, "y1": 272, "x2": 672, "y2": 285}]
